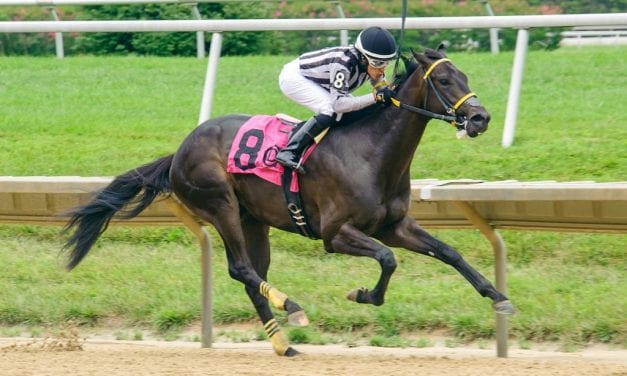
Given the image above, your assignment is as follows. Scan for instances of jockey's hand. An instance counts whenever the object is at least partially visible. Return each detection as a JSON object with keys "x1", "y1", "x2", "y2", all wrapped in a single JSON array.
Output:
[{"x1": 374, "y1": 86, "x2": 394, "y2": 105}]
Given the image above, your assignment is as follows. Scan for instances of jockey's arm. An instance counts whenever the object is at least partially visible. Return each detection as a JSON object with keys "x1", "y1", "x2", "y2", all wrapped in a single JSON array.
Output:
[
  {"x1": 328, "y1": 67, "x2": 386, "y2": 114},
  {"x1": 331, "y1": 92, "x2": 375, "y2": 113}
]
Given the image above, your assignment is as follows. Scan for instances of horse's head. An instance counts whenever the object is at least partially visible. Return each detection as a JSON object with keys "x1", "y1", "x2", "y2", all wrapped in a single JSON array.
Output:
[{"x1": 397, "y1": 46, "x2": 490, "y2": 138}]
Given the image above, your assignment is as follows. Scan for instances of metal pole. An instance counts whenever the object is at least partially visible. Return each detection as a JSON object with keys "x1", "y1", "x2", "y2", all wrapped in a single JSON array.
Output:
[
  {"x1": 453, "y1": 201, "x2": 508, "y2": 358},
  {"x1": 198, "y1": 32, "x2": 222, "y2": 124},
  {"x1": 48, "y1": 7, "x2": 64, "y2": 58},
  {"x1": 334, "y1": 1, "x2": 348, "y2": 46},
  {"x1": 190, "y1": 4, "x2": 205, "y2": 58},
  {"x1": 479, "y1": 0, "x2": 499, "y2": 54},
  {"x1": 502, "y1": 28, "x2": 528, "y2": 148}
]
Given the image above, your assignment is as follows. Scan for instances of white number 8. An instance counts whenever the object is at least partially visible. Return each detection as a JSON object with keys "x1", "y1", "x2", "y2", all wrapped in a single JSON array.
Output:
[{"x1": 333, "y1": 72, "x2": 346, "y2": 89}]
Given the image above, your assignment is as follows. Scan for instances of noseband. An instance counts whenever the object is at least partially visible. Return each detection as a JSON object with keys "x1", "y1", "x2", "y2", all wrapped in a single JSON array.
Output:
[{"x1": 391, "y1": 58, "x2": 479, "y2": 137}]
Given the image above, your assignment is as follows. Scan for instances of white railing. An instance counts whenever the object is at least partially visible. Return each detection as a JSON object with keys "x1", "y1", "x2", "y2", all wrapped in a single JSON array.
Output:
[{"x1": 560, "y1": 26, "x2": 627, "y2": 46}]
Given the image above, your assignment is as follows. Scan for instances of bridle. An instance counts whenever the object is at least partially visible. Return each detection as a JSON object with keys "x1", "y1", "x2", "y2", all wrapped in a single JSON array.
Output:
[{"x1": 390, "y1": 58, "x2": 480, "y2": 138}]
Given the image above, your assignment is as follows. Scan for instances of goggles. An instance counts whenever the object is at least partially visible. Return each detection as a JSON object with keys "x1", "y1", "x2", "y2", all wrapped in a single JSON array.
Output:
[{"x1": 364, "y1": 55, "x2": 391, "y2": 69}]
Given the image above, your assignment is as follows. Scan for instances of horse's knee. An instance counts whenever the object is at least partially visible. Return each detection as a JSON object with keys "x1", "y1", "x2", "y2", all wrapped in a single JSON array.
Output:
[
  {"x1": 377, "y1": 250, "x2": 397, "y2": 273},
  {"x1": 228, "y1": 264, "x2": 241, "y2": 281},
  {"x1": 228, "y1": 262, "x2": 256, "y2": 285}
]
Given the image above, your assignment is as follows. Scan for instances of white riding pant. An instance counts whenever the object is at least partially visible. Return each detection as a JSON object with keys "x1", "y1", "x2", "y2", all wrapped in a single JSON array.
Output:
[{"x1": 279, "y1": 59, "x2": 335, "y2": 117}]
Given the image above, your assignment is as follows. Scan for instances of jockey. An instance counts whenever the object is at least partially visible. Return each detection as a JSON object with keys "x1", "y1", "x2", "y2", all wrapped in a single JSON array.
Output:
[{"x1": 276, "y1": 26, "x2": 397, "y2": 174}]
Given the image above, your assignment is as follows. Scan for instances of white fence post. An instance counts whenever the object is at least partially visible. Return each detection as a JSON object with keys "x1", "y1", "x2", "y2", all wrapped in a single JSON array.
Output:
[
  {"x1": 190, "y1": 4, "x2": 205, "y2": 58},
  {"x1": 48, "y1": 7, "x2": 64, "y2": 58},
  {"x1": 480, "y1": 0, "x2": 499, "y2": 54},
  {"x1": 502, "y1": 29, "x2": 528, "y2": 148},
  {"x1": 198, "y1": 32, "x2": 222, "y2": 124}
]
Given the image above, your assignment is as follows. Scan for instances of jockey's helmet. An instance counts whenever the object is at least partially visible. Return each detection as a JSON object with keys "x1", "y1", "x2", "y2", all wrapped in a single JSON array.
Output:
[{"x1": 355, "y1": 27, "x2": 397, "y2": 68}]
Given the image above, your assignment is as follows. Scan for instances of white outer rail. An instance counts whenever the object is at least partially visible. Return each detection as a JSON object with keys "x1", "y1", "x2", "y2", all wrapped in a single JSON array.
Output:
[{"x1": 1, "y1": 14, "x2": 626, "y2": 32}]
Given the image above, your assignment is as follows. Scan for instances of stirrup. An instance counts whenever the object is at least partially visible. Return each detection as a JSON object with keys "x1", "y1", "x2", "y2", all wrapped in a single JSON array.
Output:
[
  {"x1": 277, "y1": 157, "x2": 306, "y2": 174},
  {"x1": 293, "y1": 159, "x2": 306, "y2": 174}
]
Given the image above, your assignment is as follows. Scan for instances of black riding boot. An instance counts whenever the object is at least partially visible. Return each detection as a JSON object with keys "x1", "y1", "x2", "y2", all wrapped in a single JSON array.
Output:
[{"x1": 276, "y1": 115, "x2": 329, "y2": 174}]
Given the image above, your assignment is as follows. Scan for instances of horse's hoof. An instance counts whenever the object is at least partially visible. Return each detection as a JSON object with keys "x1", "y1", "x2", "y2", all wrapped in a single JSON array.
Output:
[
  {"x1": 287, "y1": 310, "x2": 309, "y2": 327},
  {"x1": 493, "y1": 300, "x2": 516, "y2": 315},
  {"x1": 347, "y1": 287, "x2": 367, "y2": 303},
  {"x1": 285, "y1": 347, "x2": 300, "y2": 357}
]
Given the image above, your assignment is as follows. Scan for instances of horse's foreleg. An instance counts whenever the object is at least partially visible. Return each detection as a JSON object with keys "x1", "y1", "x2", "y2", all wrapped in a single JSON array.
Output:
[
  {"x1": 375, "y1": 217, "x2": 515, "y2": 315},
  {"x1": 329, "y1": 223, "x2": 397, "y2": 306},
  {"x1": 232, "y1": 215, "x2": 306, "y2": 356},
  {"x1": 227, "y1": 255, "x2": 302, "y2": 356},
  {"x1": 219, "y1": 221, "x2": 308, "y2": 324},
  {"x1": 179, "y1": 184, "x2": 308, "y2": 330},
  {"x1": 244, "y1": 286, "x2": 299, "y2": 356}
]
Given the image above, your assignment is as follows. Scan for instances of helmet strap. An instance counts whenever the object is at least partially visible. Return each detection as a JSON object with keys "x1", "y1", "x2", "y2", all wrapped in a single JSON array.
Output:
[{"x1": 358, "y1": 54, "x2": 368, "y2": 69}]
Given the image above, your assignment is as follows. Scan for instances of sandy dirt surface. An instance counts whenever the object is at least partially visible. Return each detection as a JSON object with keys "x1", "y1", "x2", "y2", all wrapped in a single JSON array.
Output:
[{"x1": 1, "y1": 337, "x2": 625, "y2": 376}]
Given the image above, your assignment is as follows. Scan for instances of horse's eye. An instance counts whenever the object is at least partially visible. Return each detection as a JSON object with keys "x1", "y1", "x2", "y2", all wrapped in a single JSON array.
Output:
[{"x1": 439, "y1": 79, "x2": 449, "y2": 85}]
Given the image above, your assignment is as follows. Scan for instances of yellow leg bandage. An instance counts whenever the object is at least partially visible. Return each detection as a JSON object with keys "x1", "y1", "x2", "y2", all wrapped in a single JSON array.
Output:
[
  {"x1": 264, "y1": 319, "x2": 290, "y2": 356},
  {"x1": 259, "y1": 281, "x2": 288, "y2": 310}
]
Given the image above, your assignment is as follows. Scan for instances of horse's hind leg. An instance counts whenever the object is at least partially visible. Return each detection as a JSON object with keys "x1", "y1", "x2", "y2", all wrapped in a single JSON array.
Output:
[
  {"x1": 172, "y1": 169, "x2": 306, "y2": 323},
  {"x1": 375, "y1": 216, "x2": 515, "y2": 314}
]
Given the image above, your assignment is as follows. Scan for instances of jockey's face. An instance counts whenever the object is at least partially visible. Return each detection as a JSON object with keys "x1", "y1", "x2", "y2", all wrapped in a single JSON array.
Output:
[{"x1": 367, "y1": 65, "x2": 386, "y2": 81}]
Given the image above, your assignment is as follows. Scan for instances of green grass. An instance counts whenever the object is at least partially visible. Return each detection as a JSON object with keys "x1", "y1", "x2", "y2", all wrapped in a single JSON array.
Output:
[{"x1": 0, "y1": 48, "x2": 625, "y2": 349}]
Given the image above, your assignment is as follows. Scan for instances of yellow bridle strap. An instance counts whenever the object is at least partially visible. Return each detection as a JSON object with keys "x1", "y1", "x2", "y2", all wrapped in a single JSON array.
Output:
[
  {"x1": 423, "y1": 58, "x2": 451, "y2": 79},
  {"x1": 453, "y1": 92, "x2": 477, "y2": 110}
]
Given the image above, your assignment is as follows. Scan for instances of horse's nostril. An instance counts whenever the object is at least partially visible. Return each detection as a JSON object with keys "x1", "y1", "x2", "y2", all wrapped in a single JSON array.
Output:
[{"x1": 471, "y1": 114, "x2": 486, "y2": 124}]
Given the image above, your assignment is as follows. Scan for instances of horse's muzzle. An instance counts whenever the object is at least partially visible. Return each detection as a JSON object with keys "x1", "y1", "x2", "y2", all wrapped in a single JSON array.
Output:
[{"x1": 465, "y1": 108, "x2": 490, "y2": 138}]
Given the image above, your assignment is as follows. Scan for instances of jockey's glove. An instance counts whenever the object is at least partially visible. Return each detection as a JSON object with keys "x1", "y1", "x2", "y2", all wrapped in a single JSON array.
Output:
[{"x1": 374, "y1": 86, "x2": 394, "y2": 105}]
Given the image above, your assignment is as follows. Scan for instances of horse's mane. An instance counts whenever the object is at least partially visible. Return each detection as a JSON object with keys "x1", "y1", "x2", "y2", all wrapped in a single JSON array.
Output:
[
  {"x1": 336, "y1": 53, "x2": 422, "y2": 128},
  {"x1": 391, "y1": 54, "x2": 419, "y2": 88}
]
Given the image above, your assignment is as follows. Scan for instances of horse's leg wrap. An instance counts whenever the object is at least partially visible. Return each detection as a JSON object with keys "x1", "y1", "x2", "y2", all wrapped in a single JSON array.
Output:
[
  {"x1": 259, "y1": 281, "x2": 287, "y2": 310},
  {"x1": 260, "y1": 282, "x2": 310, "y2": 326},
  {"x1": 264, "y1": 318, "x2": 299, "y2": 356}
]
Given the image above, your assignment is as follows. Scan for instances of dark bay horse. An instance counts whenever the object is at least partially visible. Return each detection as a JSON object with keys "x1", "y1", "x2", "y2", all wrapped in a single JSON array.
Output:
[{"x1": 64, "y1": 47, "x2": 515, "y2": 356}]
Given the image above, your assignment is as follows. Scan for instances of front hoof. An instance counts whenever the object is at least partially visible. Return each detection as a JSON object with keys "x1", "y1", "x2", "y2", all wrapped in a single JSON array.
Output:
[
  {"x1": 347, "y1": 287, "x2": 368, "y2": 303},
  {"x1": 287, "y1": 310, "x2": 309, "y2": 327},
  {"x1": 493, "y1": 300, "x2": 516, "y2": 315},
  {"x1": 285, "y1": 347, "x2": 300, "y2": 357}
]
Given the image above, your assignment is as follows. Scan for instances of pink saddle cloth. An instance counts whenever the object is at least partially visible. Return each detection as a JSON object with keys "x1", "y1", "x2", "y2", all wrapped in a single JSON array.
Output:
[{"x1": 226, "y1": 114, "x2": 316, "y2": 192}]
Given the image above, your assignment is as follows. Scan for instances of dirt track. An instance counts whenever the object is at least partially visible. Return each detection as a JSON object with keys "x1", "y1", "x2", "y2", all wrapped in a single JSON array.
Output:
[{"x1": 1, "y1": 338, "x2": 625, "y2": 376}]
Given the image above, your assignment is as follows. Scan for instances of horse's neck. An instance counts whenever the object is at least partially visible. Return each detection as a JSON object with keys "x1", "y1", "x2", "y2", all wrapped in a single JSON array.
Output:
[{"x1": 364, "y1": 77, "x2": 429, "y2": 177}]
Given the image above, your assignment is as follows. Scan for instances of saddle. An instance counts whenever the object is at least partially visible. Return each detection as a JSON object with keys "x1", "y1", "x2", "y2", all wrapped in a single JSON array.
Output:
[{"x1": 226, "y1": 114, "x2": 321, "y2": 239}]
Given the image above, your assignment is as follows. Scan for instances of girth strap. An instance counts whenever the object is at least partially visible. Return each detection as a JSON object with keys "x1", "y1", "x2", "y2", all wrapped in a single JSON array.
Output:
[{"x1": 281, "y1": 170, "x2": 319, "y2": 240}]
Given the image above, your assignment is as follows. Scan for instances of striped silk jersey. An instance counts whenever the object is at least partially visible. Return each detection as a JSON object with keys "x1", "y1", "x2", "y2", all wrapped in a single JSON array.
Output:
[{"x1": 299, "y1": 46, "x2": 371, "y2": 100}]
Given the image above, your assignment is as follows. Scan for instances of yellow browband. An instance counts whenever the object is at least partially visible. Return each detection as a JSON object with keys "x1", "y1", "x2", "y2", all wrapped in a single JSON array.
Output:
[{"x1": 422, "y1": 58, "x2": 451, "y2": 79}]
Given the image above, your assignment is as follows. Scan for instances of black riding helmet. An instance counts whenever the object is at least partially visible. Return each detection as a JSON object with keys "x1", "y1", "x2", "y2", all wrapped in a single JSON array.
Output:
[{"x1": 354, "y1": 26, "x2": 397, "y2": 68}]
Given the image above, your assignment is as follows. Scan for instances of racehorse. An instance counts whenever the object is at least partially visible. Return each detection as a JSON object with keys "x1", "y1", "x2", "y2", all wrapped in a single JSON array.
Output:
[{"x1": 63, "y1": 46, "x2": 515, "y2": 356}]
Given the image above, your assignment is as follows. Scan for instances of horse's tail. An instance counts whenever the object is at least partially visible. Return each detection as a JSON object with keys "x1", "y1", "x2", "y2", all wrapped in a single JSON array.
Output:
[{"x1": 63, "y1": 154, "x2": 174, "y2": 270}]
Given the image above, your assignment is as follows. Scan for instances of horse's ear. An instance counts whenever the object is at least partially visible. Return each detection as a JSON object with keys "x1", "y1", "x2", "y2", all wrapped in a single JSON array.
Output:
[{"x1": 436, "y1": 42, "x2": 446, "y2": 57}]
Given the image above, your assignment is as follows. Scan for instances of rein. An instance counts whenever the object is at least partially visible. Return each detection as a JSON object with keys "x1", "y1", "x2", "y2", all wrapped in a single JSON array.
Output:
[
  {"x1": 392, "y1": 0, "x2": 408, "y2": 78},
  {"x1": 390, "y1": 57, "x2": 477, "y2": 137}
]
